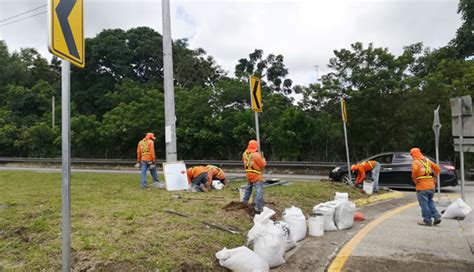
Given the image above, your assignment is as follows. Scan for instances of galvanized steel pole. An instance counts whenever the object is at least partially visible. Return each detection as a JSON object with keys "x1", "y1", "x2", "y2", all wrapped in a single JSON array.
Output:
[
  {"x1": 61, "y1": 60, "x2": 71, "y2": 271},
  {"x1": 162, "y1": 0, "x2": 177, "y2": 162},
  {"x1": 341, "y1": 98, "x2": 352, "y2": 182}
]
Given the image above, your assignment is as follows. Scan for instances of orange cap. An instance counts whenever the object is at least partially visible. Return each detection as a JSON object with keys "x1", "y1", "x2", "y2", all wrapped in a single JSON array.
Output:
[
  {"x1": 145, "y1": 133, "x2": 156, "y2": 140},
  {"x1": 247, "y1": 140, "x2": 258, "y2": 152},
  {"x1": 351, "y1": 165, "x2": 357, "y2": 172}
]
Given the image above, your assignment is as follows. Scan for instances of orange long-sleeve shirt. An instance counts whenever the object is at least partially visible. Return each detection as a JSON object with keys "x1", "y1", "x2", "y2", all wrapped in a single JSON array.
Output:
[
  {"x1": 411, "y1": 158, "x2": 440, "y2": 191},
  {"x1": 206, "y1": 165, "x2": 225, "y2": 182},
  {"x1": 354, "y1": 160, "x2": 378, "y2": 185},
  {"x1": 242, "y1": 150, "x2": 266, "y2": 182},
  {"x1": 187, "y1": 166, "x2": 208, "y2": 184},
  {"x1": 137, "y1": 139, "x2": 156, "y2": 162}
]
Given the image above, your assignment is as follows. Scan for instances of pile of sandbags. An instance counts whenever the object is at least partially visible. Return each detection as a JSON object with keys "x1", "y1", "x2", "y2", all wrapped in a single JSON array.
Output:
[
  {"x1": 247, "y1": 207, "x2": 287, "y2": 268},
  {"x1": 313, "y1": 192, "x2": 356, "y2": 231}
]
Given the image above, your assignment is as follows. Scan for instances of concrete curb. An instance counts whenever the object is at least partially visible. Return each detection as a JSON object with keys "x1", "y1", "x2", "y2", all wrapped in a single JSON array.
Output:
[
  {"x1": 460, "y1": 209, "x2": 474, "y2": 254},
  {"x1": 353, "y1": 191, "x2": 405, "y2": 207}
]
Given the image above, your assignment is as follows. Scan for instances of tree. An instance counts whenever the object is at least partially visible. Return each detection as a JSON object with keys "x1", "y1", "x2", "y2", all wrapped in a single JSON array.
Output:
[
  {"x1": 452, "y1": 0, "x2": 474, "y2": 58},
  {"x1": 235, "y1": 49, "x2": 293, "y2": 94}
]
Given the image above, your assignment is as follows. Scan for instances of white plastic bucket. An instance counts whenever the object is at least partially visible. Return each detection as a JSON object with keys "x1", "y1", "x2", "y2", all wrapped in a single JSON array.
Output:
[
  {"x1": 363, "y1": 181, "x2": 374, "y2": 195},
  {"x1": 308, "y1": 215, "x2": 324, "y2": 236}
]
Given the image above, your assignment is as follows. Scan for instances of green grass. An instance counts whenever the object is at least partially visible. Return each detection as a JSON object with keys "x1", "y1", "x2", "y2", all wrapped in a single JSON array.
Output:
[{"x1": 0, "y1": 171, "x2": 365, "y2": 270}]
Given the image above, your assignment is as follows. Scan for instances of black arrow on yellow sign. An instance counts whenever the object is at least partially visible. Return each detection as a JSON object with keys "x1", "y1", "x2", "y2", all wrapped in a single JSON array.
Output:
[
  {"x1": 253, "y1": 79, "x2": 261, "y2": 109},
  {"x1": 56, "y1": 0, "x2": 79, "y2": 59}
]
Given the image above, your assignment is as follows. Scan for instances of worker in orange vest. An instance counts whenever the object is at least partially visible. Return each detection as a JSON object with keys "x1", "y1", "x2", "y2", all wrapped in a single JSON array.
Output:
[
  {"x1": 351, "y1": 160, "x2": 380, "y2": 192},
  {"x1": 241, "y1": 140, "x2": 266, "y2": 213},
  {"x1": 187, "y1": 166, "x2": 210, "y2": 192},
  {"x1": 206, "y1": 165, "x2": 228, "y2": 187},
  {"x1": 136, "y1": 132, "x2": 163, "y2": 189},
  {"x1": 410, "y1": 147, "x2": 441, "y2": 226}
]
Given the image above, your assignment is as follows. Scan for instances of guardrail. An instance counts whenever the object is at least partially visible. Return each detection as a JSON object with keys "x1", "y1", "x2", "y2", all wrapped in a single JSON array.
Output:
[{"x1": 0, "y1": 157, "x2": 341, "y2": 169}]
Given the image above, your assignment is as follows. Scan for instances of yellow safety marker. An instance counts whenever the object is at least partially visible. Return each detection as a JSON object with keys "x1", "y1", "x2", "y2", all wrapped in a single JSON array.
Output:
[{"x1": 327, "y1": 201, "x2": 418, "y2": 272}]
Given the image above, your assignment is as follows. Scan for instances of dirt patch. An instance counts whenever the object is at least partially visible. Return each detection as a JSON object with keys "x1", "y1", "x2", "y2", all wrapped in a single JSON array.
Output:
[{"x1": 222, "y1": 201, "x2": 284, "y2": 220}]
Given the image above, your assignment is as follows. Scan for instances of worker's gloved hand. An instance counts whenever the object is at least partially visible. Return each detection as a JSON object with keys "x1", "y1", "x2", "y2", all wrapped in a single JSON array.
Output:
[
  {"x1": 134, "y1": 163, "x2": 141, "y2": 169},
  {"x1": 150, "y1": 164, "x2": 156, "y2": 170}
]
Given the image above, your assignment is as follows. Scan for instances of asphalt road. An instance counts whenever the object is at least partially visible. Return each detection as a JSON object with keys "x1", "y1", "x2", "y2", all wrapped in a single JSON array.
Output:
[{"x1": 0, "y1": 166, "x2": 329, "y2": 180}]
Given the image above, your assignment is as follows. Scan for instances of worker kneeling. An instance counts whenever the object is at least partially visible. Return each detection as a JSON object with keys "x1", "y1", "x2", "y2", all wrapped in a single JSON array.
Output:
[
  {"x1": 187, "y1": 166, "x2": 211, "y2": 192},
  {"x1": 351, "y1": 160, "x2": 380, "y2": 193}
]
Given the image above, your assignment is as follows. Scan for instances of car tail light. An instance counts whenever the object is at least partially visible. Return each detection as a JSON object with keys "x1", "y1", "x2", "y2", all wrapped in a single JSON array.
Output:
[{"x1": 443, "y1": 165, "x2": 456, "y2": 171}]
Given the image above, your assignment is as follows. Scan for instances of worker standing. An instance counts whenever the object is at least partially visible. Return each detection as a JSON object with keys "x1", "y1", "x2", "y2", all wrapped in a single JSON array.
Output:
[
  {"x1": 187, "y1": 166, "x2": 210, "y2": 192},
  {"x1": 136, "y1": 132, "x2": 163, "y2": 189},
  {"x1": 206, "y1": 165, "x2": 228, "y2": 187},
  {"x1": 351, "y1": 160, "x2": 380, "y2": 192},
  {"x1": 410, "y1": 147, "x2": 442, "y2": 226},
  {"x1": 241, "y1": 140, "x2": 266, "y2": 213}
]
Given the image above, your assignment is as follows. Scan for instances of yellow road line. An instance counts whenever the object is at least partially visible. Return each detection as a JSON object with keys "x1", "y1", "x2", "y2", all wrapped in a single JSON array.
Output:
[{"x1": 327, "y1": 201, "x2": 418, "y2": 272}]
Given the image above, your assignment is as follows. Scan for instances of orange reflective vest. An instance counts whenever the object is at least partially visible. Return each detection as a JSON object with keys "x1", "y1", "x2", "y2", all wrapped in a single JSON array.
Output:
[
  {"x1": 206, "y1": 165, "x2": 225, "y2": 182},
  {"x1": 242, "y1": 150, "x2": 266, "y2": 182},
  {"x1": 354, "y1": 160, "x2": 378, "y2": 185},
  {"x1": 411, "y1": 158, "x2": 440, "y2": 191},
  {"x1": 137, "y1": 139, "x2": 155, "y2": 162},
  {"x1": 187, "y1": 166, "x2": 208, "y2": 184}
]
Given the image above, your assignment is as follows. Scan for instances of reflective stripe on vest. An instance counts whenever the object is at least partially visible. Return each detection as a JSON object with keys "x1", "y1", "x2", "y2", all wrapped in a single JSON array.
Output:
[
  {"x1": 207, "y1": 165, "x2": 223, "y2": 177},
  {"x1": 139, "y1": 140, "x2": 150, "y2": 156},
  {"x1": 244, "y1": 152, "x2": 262, "y2": 175},
  {"x1": 366, "y1": 161, "x2": 374, "y2": 169},
  {"x1": 416, "y1": 159, "x2": 433, "y2": 180}
]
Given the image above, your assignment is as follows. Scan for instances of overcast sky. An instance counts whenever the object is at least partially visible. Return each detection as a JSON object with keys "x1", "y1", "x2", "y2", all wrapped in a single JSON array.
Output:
[{"x1": 0, "y1": 0, "x2": 463, "y2": 86}]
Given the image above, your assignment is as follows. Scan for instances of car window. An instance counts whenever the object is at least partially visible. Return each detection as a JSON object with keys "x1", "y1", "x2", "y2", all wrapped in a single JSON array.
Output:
[
  {"x1": 370, "y1": 154, "x2": 393, "y2": 164},
  {"x1": 393, "y1": 153, "x2": 413, "y2": 163}
]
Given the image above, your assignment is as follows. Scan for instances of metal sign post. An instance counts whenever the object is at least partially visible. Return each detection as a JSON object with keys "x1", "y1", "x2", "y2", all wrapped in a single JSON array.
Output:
[
  {"x1": 341, "y1": 98, "x2": 352, "y2": 183},
  {"x1": 450, "y1": 96, "x2": 473, "y2": 201},
  {"x1": 163, "y1": 0, "x2": 177, "y2": 162},
  {"x1": 48, "y1": 1, "x2": 84, "y2": 270},
  {"x1": 249, "y1": 76, "x2": 263, "y2": 151},
  {"x1": 60, "y1": 60, "x2": 71, "y2": 271},
  {"x1": 432, "y1": 105, "x2": 441, "y2": 200}
]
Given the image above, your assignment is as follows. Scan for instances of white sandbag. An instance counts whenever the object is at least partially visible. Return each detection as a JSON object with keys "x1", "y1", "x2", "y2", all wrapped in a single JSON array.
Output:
[
  {"x1": 212, "y1": 180, "x2": 224, "y2": 190},
  {"x1": 334, "y1": 201, "x2": 356, "y2": 230},
  {"x1": 215, "y1": 246, "x2": 269, "y2": 272},
  {"x1": 442, "y1": 199, "x2": 472, "y2": 219},
  {"x1": 274, "y1": 221, "x2": 296, "y2": 251},
  {"x1": 247, "y1": 207, "x2": 286, "y2": 268},
  {"x1": 334, "y1": 192, "x2": 349, "y2": 202},
  {"x1": 283, "y1": 206, "x2": 307, "y2": 242},
  {"x1": 313, "y1": 204, "x2": 338, "y2": 231}
]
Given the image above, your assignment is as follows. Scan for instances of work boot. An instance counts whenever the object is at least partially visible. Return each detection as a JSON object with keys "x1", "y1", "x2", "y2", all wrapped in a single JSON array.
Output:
[
  {"x1": 417, "y1": 220, "x2": 432, "y2": 226},
  {"x1": 433, "y1": 218, "x2": 442, "y2": 225}
]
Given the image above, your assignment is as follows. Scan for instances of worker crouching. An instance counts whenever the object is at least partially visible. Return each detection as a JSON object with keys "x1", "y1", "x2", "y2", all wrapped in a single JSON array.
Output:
[{"x1": 351, "y1": 160, "x2": 380, "y2": 193}]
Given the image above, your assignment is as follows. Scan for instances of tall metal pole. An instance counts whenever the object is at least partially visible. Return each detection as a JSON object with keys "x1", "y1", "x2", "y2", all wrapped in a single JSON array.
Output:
[
  {"x1": 255, "y1": 112, "x2": 261, "y2": 152},
  {"x1": 341, "y1": 98, "x2": 352, "y2": 182},
  {"x1": 61, "y1": 60, "x2": 71, "y2": 272},
  {"x1": 162, "y1": 0, "x2": 177, "y2": 162},
  {"x1": 459, "y1": 115, "x2": 466, "y2": 200},
  {"x1": 433, "y1": 106, "x2": 441, "y2": 200}
]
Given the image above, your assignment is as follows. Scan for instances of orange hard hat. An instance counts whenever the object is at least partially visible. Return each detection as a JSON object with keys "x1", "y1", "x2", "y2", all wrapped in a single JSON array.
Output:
[
  {"x1": 247, "y1": 140, "x2": 258, "y2": 152},
  {"x1": 145, "y1": 132, "x2": 156, "y2": 140},
  {"x1": 354, "y1": 211, "x2": 365, "y2": 221},
  {"x1": 351, "y1": 165, "x2": 357, "y2": 172}
]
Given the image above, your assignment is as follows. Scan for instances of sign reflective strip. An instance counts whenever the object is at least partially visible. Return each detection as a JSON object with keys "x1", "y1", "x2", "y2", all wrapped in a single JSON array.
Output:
[{"x1": 341, "y1": 98, "x2": 348, "y2": 123}]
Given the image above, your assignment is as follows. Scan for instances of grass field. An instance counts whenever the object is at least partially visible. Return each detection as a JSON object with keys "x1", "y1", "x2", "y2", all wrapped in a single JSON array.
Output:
[{"x1": 0, "y1": 170, "x2": 366, "y2": 270}]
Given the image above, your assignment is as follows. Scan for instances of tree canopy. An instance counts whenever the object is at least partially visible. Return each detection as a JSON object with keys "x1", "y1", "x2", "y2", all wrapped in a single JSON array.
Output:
[{"x1": 0, "y1": 2, "x2": 473, "y2": 164}]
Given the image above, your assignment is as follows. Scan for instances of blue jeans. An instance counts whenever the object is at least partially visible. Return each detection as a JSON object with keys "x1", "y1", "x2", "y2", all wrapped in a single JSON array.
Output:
[
  {"x1": 371, "y1": 163, "x2": 380, "y2": 192},
  {"x1": 416, "y1": 189, "x2": 441, "y2": 223},
  {"x1": 140, "y1": 161, "x2": 158, "y2": 188},
  {"x1": 242, "y1": 181, "x2": 264, "y2": 211}
]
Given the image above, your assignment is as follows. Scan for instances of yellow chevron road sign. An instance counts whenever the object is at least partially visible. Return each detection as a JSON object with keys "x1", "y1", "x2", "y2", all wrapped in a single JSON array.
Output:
[{"x1": 250, "y1": 76, "x2": 262, "y2": 112}]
